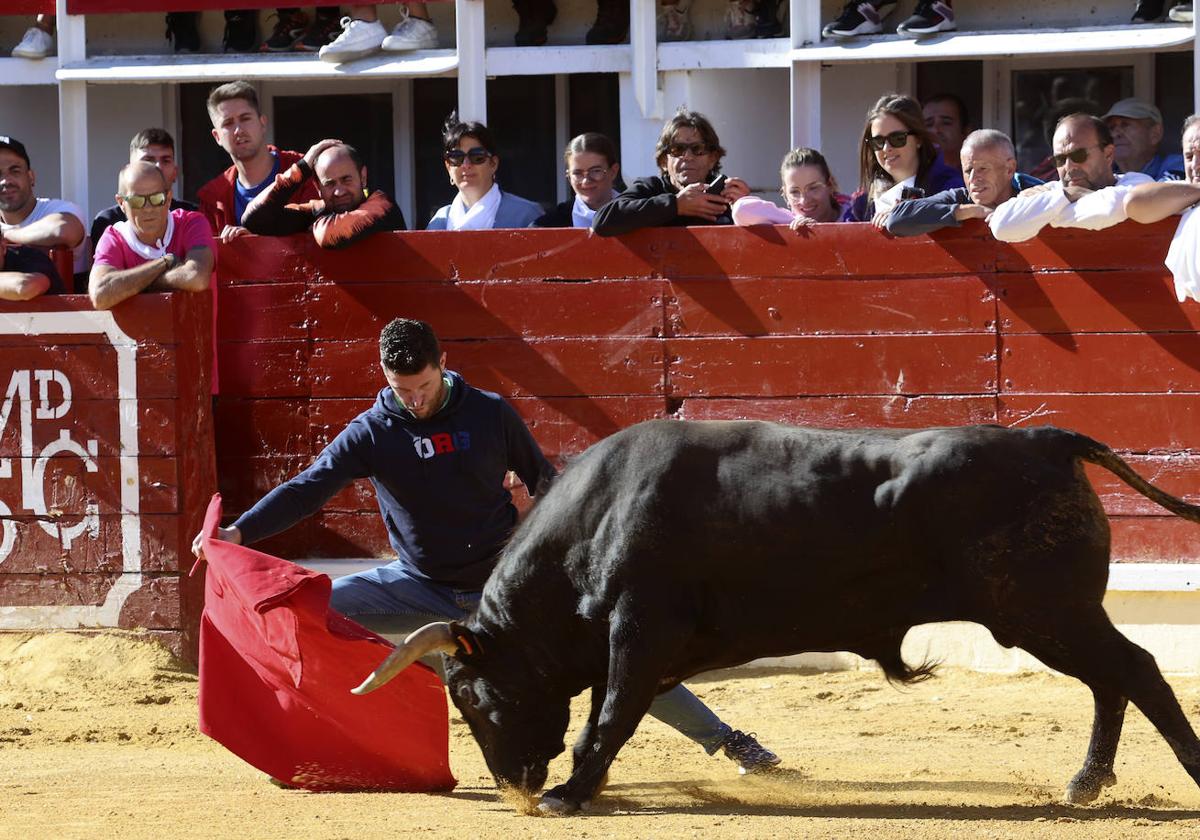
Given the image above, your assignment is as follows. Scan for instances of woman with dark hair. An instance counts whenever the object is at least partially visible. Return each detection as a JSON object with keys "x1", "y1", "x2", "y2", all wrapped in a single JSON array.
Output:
[
  {"x1": 732, "y1": 147, "x2": 850, "y2": 228},
  {"x1": 844, "y1": 93, "x2": 963, "y2": 224},
  {"x1": 592, "y1": 108, "x2": 750, "y2": 236},
  {"x1": 426, "y1": 114, "x2": 543, "y2": 230},
  {"x1": 534, "y1": 133, "x2": 622, "y2": 228}
]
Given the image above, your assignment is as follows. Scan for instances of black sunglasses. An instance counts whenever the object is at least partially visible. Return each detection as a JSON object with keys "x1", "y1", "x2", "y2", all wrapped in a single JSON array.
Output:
[
  {"x1": 666, "y1": 142, "x2": 711, "y2": 157},
  {"x1": 866, "y1": 130, "x2": 914, "y2": 151},
  {"x1": 444, "y1": 147, "x2": 492, "y2": 166},
  {"x1": 1052, "y1": 146, "x2": 1099, "y2": 167}
]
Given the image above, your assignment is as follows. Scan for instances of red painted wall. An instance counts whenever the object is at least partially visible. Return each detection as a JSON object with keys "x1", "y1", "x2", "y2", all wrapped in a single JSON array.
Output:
[{"x1": 213, "y1": 219, "x2": 1200, "y2": 565}]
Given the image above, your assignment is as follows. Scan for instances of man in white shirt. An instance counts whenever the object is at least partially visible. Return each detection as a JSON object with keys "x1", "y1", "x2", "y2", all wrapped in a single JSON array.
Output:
[
  {"x1": 990, "y1": 113, "x2": 1153, "y2": 243},
  {"x1": 0, "y1": 135, "x2": 87, "y2": 276}
]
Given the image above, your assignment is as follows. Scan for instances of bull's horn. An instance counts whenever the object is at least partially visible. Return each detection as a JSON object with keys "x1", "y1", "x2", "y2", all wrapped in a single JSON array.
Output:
[{"x1": 351, "y1": 622, "x2": 458, "y2": 695}]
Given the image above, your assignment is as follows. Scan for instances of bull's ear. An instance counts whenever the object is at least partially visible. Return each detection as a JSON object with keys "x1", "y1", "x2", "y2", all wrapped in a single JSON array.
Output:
[{"x1": 448, "y1": 622, "x2": 483, "y2": 659}]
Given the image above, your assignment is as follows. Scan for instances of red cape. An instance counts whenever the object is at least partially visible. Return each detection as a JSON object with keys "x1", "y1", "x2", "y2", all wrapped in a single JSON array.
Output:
[{"x1": 193, "y1": 494, "x2": 456, "y2": 792}]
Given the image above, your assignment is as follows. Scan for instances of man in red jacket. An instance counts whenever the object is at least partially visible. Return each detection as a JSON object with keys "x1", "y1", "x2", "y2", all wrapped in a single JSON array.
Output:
[{"x1": 197, "y1": 80, "x2": 319, "y2": 243}]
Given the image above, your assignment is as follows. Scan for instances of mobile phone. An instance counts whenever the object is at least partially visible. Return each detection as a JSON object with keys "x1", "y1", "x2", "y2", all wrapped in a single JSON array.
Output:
[
  {"x1": 705, "y1": 175, "x2": 728, "y2": 195},
  {"x1": 899, "y1": 186, "x2": 925, "y2": 201}
]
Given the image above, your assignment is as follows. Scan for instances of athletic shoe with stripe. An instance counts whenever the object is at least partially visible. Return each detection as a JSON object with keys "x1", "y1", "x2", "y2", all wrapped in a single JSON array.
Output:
[
  {"x1": 822, "y1": 1, "x2": 897, "y2": 38},
  {"x1": 897, "y1": 0, "x2": 956, "y2": 35},
  {"x1": 1169, "y1": 2, "x2": 1194, "y2": 22},
  {"x1": 720, "y1": 730, "x2": 781, "y2": 775}
]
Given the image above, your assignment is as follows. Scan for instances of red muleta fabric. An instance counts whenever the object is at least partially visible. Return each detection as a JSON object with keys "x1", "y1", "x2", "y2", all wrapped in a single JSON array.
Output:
[{"x1": 192, "y1": 494, "x2": 456, "y2": 792}]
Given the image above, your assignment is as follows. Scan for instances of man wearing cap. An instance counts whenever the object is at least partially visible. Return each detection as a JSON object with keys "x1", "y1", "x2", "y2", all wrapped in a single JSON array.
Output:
[
  {"x1": 1104, "y1": 97, "x2": 1185, "y2": 181},
  {"x1": 0, "y1": 135, "x2": 87, "y2": 278}
]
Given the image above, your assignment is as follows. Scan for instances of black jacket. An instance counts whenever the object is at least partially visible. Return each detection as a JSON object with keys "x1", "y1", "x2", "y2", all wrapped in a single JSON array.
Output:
[
  {"x1": 592, "y1": 176, "x2": 732, "y2": 237},
  {"x1": 533, "y1": 199, "x2": 574, "y2": 228}
]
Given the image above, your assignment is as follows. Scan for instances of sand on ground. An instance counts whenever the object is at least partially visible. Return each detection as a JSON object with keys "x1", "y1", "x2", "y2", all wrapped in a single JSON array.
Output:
[{"x1": 2, "y1": 631, "x2": 1200, "y2": 839}]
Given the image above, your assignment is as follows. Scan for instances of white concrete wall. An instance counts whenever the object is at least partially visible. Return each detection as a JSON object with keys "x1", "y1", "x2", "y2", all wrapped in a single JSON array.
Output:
[
  {"x1": 0, "y1": 86, "x2": 62, "y2": 202},
  {"x1": 85, "y1": 84, "x2": 168, "y2": 221}
]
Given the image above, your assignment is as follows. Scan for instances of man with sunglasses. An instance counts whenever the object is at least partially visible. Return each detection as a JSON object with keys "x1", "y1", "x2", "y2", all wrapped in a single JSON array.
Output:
[
  {"x1": 243, "y1": 138, "x2": 406, "y2": 247},
  {"x1": 89, "y1": 161, "x2": 215, "y2": 311},
  {"x1": 990, "y1": 113, "x2": 1153, "y2": 243},
  {"x1": 0, "y1": 135, "x2": 87, "y2": 280}
]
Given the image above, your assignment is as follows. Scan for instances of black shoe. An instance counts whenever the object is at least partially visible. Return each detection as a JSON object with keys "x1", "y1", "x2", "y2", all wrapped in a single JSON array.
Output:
[
  {"x1": 261, "y1": 9, "x2": 309, "y2": 51},
  {"x1": 164, "y1": 12, "x2": 201, "y2": 53},
  {"x1": 822, "y1": 0, "x2": 897, "y2": 38},
  {"x1": 754, "y1": 0, "x2": 784, "y2": 37},
  {"x1": 513, "y1": 0, "x2": 557, "y2": 46},
  {"x1": 295, "y1": 13, "x2": 344, "y2": 52},
  {"x1": 586, "y1": 0, "x2": 629, "y2": 43},
  {"x1": 223, "y1": 10, "x2": 258, "y2": 52},
  {"x1": 720, "y1": 730, "x2": 781, "y2": 775},
  {"x1": 896, "y1": 0, "x2": 956, "y2": 35},
  {"x1": 1132, "y1": 0, "x2": 1166, "y2": 22}
]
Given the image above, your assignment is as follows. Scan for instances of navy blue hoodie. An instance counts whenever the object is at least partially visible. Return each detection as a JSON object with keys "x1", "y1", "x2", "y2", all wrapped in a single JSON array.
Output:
[{"x1": 232, "y1": 371, "x2": 556, "y2": 589}]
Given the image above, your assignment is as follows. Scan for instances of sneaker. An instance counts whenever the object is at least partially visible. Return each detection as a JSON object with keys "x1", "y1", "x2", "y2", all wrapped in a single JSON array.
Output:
[
  {"x1": 163, "y1": 13, "x2": 200, "y2": 53},
  {"x1": 586, "y1": 0, "x2": 629, "y2": 44},
  {"x1": 725, "y1": 0, "x2": 757, "y2": 38},
  {"x1": 514, "y1": 0, "x2": 558, "y2": 46},
  {"x1": 260, "y1": 10, "x2": 309, "y2": 52},
  {"x1": 822, "y1": 0, "x2": 897, "y2": 38},
  {"x1": 1169, "y1": 2, "x2": 1194, "y2": 22},
  {"x1": 720, "y1": 730, "x2": 781, "y2": 775},
  {"x1": 11, "y1": 25, "x2": 54, "y2": 59},
  {"x1": 295, "y1": 13, "x2": 343, "y2": 52},
  {"x1": 382, "y1": 7, "x2": 439, "y2": 51},
  {"x1": 754, "y1": 0, "x2": 785, "y2": 37},
  {"x1": 223, "y1": 10, "x2": 258, "y2": 52},
  {"x1": 1131, "y1": 0, "x2": 1166, "y2": 21},
  {"x1": 318, "y1": 17, "x2": 386, "y2": 63},
  {"x1": 897, "y1": 0, "x2": 956, "y2": 35},
  {"x1": 658, "y1": 0, "x2": 693, "y2": 41}
]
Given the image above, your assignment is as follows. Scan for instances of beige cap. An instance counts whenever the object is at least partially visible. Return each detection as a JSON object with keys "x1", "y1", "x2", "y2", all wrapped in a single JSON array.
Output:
[{"x1": 1103, "y1": 97, "x2": 1163, "y2": 125}]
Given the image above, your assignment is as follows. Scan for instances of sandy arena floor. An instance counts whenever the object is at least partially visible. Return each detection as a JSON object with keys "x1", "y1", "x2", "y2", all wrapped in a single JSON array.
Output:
[{"x1": 2, "y1": 631, "x2": 1200, "y2": 839}]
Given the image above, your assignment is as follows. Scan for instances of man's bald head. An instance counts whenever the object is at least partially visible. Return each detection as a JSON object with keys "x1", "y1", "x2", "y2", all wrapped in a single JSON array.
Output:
[
  {"x1": 313, "y1": 143, "x2": 368, "y2": 213},
  {"x1": 118, "y1": 160, "x2": 168, "y2": 196}
]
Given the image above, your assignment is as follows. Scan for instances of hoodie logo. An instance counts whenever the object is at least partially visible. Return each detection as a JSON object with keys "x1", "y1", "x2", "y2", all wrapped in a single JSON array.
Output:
[{"x1": 413, "y1": 431, "x2": 471, "y2": 460}]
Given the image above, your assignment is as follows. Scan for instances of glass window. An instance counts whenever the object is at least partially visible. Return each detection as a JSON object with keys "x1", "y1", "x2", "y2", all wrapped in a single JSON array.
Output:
[
  {"x1": 1011, "y1": 66, "x2": 1133, "y2": 174},
  {"x1": 1156, "y1": 52, "x2": 1194, "y2": 156}
]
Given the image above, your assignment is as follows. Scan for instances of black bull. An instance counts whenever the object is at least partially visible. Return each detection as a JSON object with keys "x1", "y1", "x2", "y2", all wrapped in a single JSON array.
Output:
[{"x1": 354, "y1": 420, "x2": 1200, "y2": 814}]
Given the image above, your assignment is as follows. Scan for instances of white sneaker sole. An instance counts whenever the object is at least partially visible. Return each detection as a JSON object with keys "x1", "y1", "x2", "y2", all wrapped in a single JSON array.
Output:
[
  {"x1": 898, "y1": 21, "x2": 957, "y2": 35},
  {"x1": 381, "y1": 36, "x2": 438, "y2": 51},
  {"x1": 319, "y1": 44, "x2": 382, "y2": 62},
  {"x1": 11, "y1": 48, "x2": 51, "y2": 58}
]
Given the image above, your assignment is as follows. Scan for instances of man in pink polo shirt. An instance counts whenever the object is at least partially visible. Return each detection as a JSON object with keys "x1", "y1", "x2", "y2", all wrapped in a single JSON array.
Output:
[{"x1": 88, "y1": 161, "x2": 214, "y2": 309}]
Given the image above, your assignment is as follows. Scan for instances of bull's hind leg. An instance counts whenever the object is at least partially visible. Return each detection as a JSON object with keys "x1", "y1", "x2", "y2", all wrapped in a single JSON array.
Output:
[{"x1": 1006, "y1": 607, "x2": 1200, "y2": 804}]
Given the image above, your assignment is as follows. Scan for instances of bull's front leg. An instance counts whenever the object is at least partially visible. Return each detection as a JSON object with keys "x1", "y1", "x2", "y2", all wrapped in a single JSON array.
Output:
[{"x1": 572, "y1": 684, "x2": 606, "y2": 772}]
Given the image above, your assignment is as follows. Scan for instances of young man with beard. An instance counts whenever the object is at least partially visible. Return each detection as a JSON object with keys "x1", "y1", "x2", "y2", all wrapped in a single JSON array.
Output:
[{"x1": 0, "y1": 135, "x2": 87, "y2": 278}]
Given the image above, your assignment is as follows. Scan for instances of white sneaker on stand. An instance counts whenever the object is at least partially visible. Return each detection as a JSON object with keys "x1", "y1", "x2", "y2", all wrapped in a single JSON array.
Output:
[
  {"x1": 382, "y1": 7, "x2": 439, "y2": 51},
  {"x1": 11, "y1": 26, "x2": 54, "y2": 59},
  {"x1": 318, "y1": 17, "x2": 386, "y2": 63}
]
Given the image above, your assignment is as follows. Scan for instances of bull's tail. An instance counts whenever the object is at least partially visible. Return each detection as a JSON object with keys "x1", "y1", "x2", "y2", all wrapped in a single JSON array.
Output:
[
  {"x1": 875, "y1": 650, "x2": 938, "y2": 686},
  {"x1": 1072, "y1": 433, "x2": 1200, "y2": 523}
]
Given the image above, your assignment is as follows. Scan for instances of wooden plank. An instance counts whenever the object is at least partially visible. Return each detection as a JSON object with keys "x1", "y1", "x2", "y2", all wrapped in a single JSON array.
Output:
[
  {"x1": 216, "y1": 283, "x2": 308, "y2": 342},
  {"x1": 677, "y1": 396, "x2": 998, "y2": 427},
  {"x1": 0, "y1": 399, "x2": 177, "y2": 457},
  {"x1": 117, "y1": 576, "x2": 182, "y2": 629},
  {"x1": 1110, "y1": 517, "x2": 1200, "y2": 564},
  {"x1": 994, "y1": 219, "x2": 1176, "y2": 273},
  {"x1": 216, "y1": 233, "x2": 319, "y2": 286},
  {"x1": 216, "y1": 341, "x2": 310, "y2": 398},
  {"x1": 0, "y1": 573, "x2": 118, "y2": 607},
  {"x1": 667, "y1": 335, "x2": 998, "y2": 397},
  {"x1": 213, "y1": 398, "x2": 310, "y2": 459},
  {"x1": 0, "y1": 456, "x2": 178, "y2": 515},
  {"x1": 0, "y1": 293, "x2": 180, "y2": 344},
  {"x1": 996, "y1": 272, "x2": 1200, "y2": 334},
  {"x1": 306, "y1": 280, "x2": 667, "y2": 341},
  {"x1": 1000, "y1": 333, "x2": 1200, "y2": 394},
  {"x1": 0, "y1": 344, "x2": 180, "y2": 400},
  {"x1": 668, "y1": 275, "x2": 995, "y2": 337},
  {"x1": 310, "y1": 338, "x2": 665, "y2": 398},
  {"x1": 998, "y1": 395, "x2": 1200, "y2": 452}
]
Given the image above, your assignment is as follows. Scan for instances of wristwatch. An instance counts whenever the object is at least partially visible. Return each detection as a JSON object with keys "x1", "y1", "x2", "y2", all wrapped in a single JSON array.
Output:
[{"x1": 162, "y1": 253, "x2": 177, "y2": 271}]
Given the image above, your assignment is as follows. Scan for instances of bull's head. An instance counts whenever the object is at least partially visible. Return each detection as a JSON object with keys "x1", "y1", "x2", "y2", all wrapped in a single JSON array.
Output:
[{"x1": 352, "y1": 621, "x2": 569, "y2": 793}]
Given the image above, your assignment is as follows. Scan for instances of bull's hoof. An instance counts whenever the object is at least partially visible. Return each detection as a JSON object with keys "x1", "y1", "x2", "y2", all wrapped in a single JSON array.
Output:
[
  {"x1": 1065, "y1": 768, "x2": 1117, "y2": 805},
  {"x1": 536, "y1": 795, "x2": 579, "y2": 816}
]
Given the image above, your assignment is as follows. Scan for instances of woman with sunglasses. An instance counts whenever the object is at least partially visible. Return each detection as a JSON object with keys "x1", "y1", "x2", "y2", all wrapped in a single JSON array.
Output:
[
  {"x1": 844, "y1": 93, "x2": 963, "y2": 225},
  {"x1": 533, "y1": 133, "x2": 622, "y2": 228},
  {"x1": 732, "y1": 147, "x2": 849, "y2": 229},
  {"x1": 593, "y1": 108, "x2": 749, "y2": 236},
  {"x1": 427, "y1": 114, "x2": 543, "y2": 231}
]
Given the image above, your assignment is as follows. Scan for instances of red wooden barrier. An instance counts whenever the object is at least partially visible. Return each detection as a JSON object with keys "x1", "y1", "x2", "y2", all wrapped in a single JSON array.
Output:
[
  {"x1": 3, "y1": 3, "x2": 53, "y2": 16},
  {"x1": 212, "y1": 219, "x2": 1200, "y2": 566},
  {"x1": 0, "y1": 293, "x2": 216, "y2": 658}
]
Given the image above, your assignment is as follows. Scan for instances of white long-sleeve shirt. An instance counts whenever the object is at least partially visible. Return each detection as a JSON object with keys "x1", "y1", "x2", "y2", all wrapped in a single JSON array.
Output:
[{"x1": 989, "y1": 172, "x2": 1153, "y2": 242}]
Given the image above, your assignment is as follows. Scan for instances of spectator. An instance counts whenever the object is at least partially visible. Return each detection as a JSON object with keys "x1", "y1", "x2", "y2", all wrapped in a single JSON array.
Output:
[
  {"x1": 887, "y1": 129, "x2": 1043, "y2": 237},
  {"x1": 0, "y1": 234, "x2": 64, "y2": 300},
  {"x1": 10, "y1": 15, "x2": 54, "y2": 59},
  {"x1": 0, "y1": 135, "x2": 87, "y2": 278},
  {"x1": 317, "y1": 4, "x2": 438, "y2": 62},
  {"x1": 659, "y1": 0, "x2": 782, "y2": 41},
  {"x1": 989, "y1": 113, "x2": 1153, "y2": 242},
  {"x1": 261, "y1": 8, "x2": 344, "y2": 52},
  {"x1": 243, "y1": 139, "x2": 407, "y2": 245},
  {"x1": 843, "y1": 93, "x2": 963, "y2": 224},
  {"x1": 924, "y1": 93, "x2": 970, "y2": 173},
  {"x1": 824, "y1": 0, "x2": 955, "y2": 38},
  {"x1": 426, "y1": 114, "x2": 543, "y2": 230},
  {"x1": 1103, "y1": 98, "x2": 1185, "y2": 181},
  {"x1": 88, "y1": 162, "x2": 214, "y2": 311},
  {"x1": 533, "y1": 132, "x2": 621, "y2": 228},
  {"x1": 592, "y1": 108, "x2": 750, "y2": 236},
  {"x1": 732, "y1": 147, "x2": 849, "y2": 228},
  {"x1": 165, "y1": 10, "x2": 258, "y2": 53},
  {"x1": 1131, "y1": 1, "x2": 1192, "y2": 23},
  {"x1": 91, "y1": 128, "x2": 197, "y2": 257},
  {"x1": 197, "y1": 80, "x2": 320, "y2": 242}
]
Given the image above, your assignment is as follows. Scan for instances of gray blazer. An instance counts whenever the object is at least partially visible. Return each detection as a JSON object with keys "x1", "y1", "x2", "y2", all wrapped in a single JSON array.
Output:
[{"x1": 426, "y1": 189, "x2": 544, "y2": 230}]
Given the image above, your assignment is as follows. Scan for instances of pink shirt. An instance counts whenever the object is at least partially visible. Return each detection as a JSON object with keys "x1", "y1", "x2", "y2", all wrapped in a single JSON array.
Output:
[{"x1": 93, "y1": 208, "x2": 215, "y2": 269}]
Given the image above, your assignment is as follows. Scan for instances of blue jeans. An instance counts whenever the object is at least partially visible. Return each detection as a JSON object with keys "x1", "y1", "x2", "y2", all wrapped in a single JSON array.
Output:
[{"x1": 332, "y1": 560, "x2": 732, "y2": 754}]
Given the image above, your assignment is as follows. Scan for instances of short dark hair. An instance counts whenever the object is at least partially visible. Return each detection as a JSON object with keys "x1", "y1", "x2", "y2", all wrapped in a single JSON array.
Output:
[
  {"x1": 130, "y1": 128, "x2": 176, "y2": 155},
  {"x1": 654, "y1": 108, "x2": 726, "y2": 177},
  {"x1": 563, "y1": 132, "x2": 618, "y2": 167},
  {"x1": 923, "y1": 93, "x2": 970, "y2": 130},
  {"x1": 442, "y1": 111, "x2": 497, "y2": 156},
  {"x1": 1057, "y1": 112, "x2": 1114, "y2": 148},
  {"x1": 207, "y1": 81, "x2": 260, "y2": 122},
  {"x1": 380, "y1": 318, "x2": 442, "y2": 374}
]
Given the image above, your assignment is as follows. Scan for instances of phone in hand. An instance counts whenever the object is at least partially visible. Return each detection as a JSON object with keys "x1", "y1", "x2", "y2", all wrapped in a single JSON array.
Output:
[{"x1": 705, "y1": 175, "x2": 728, "y2": 195}]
